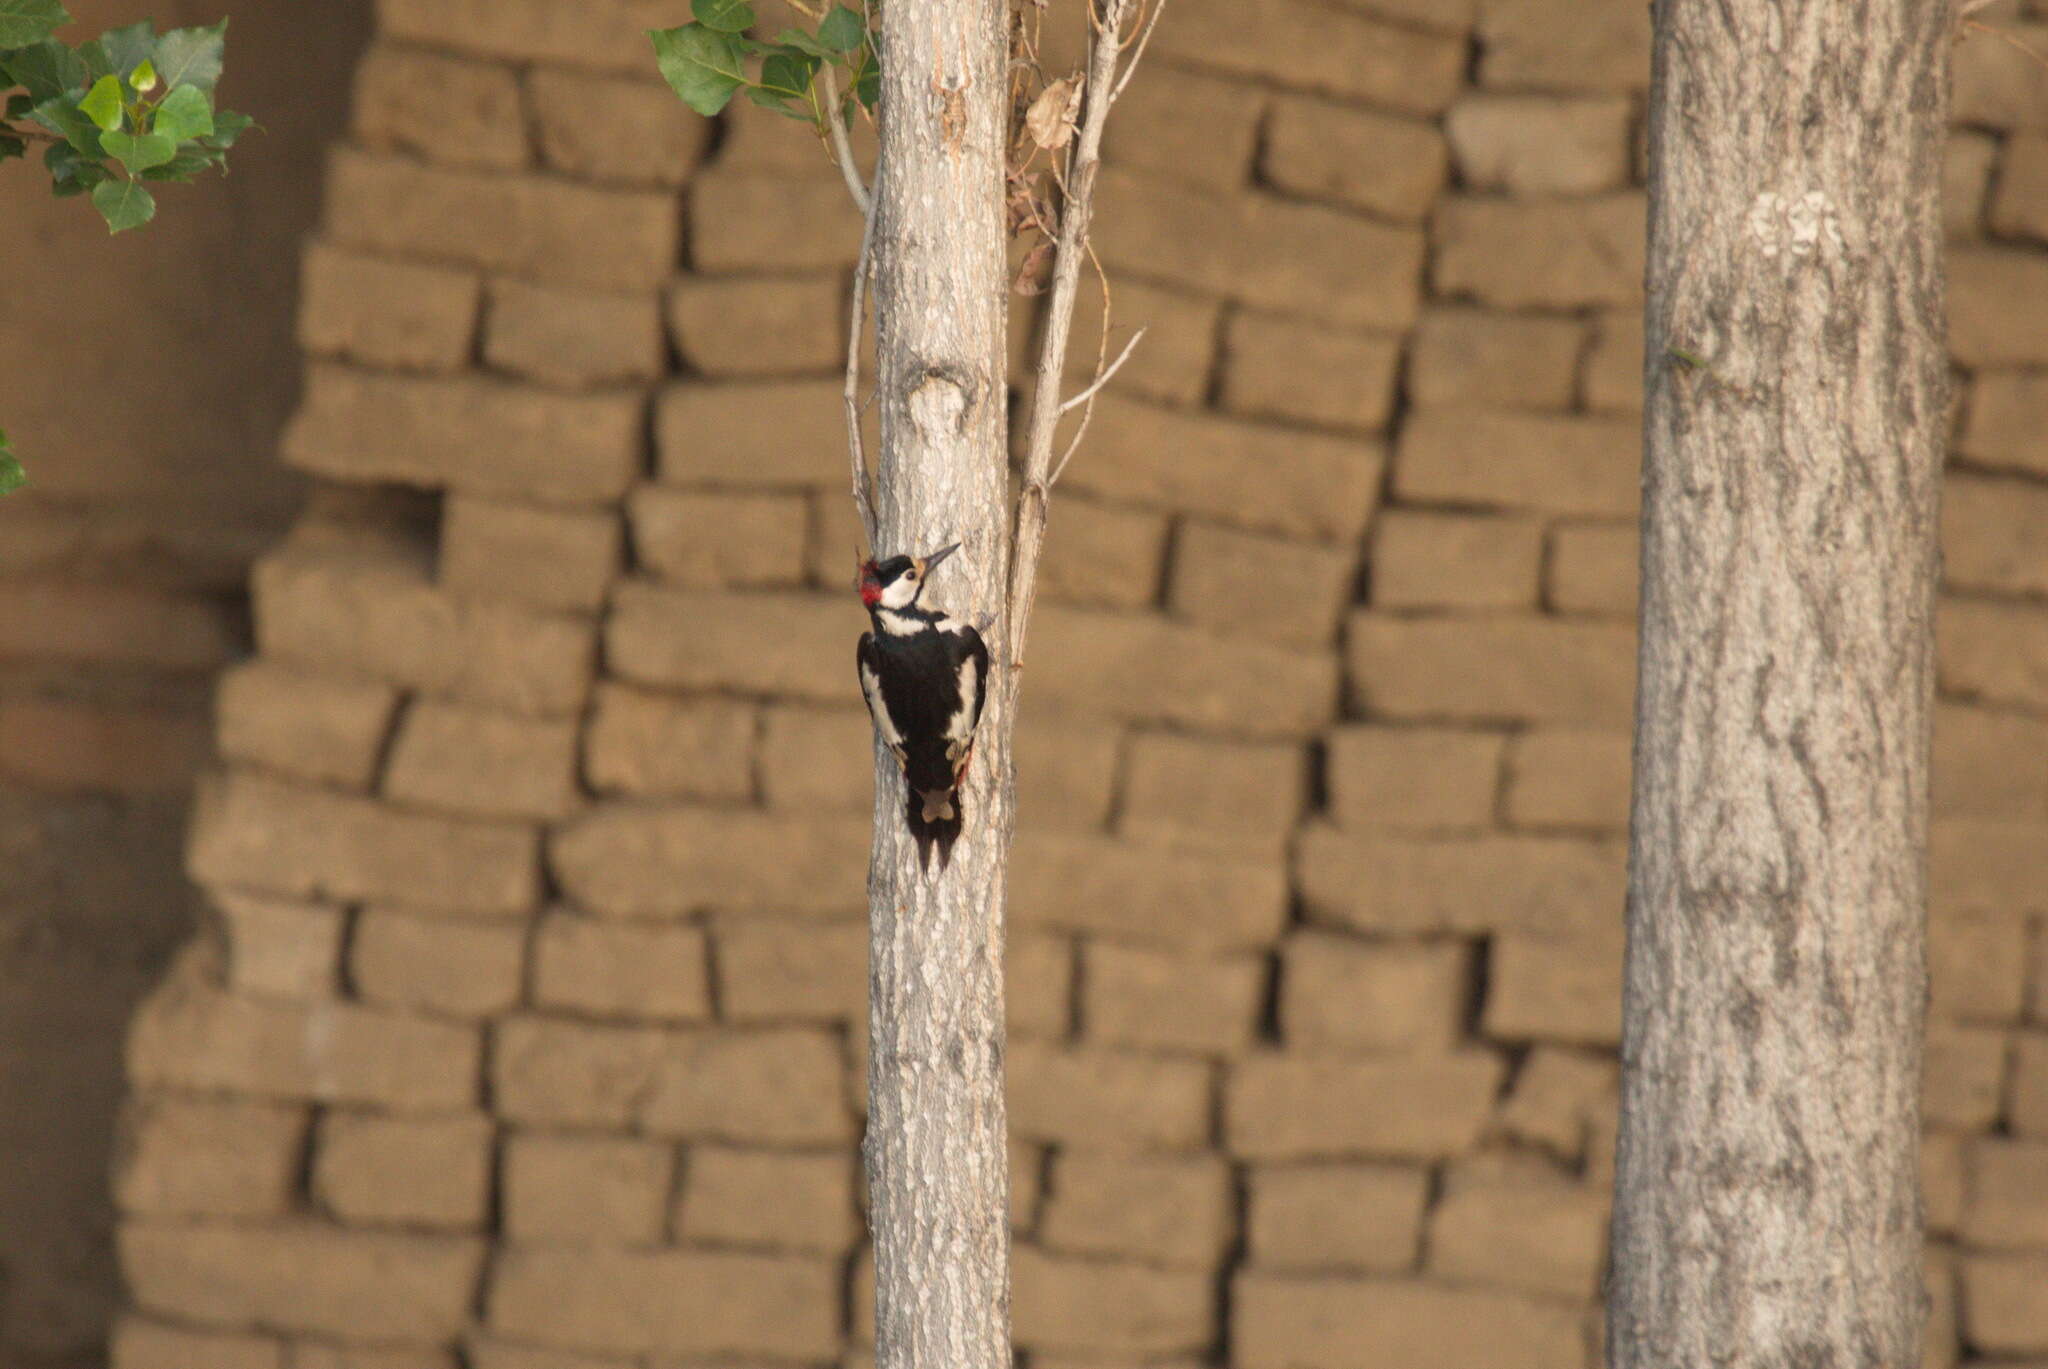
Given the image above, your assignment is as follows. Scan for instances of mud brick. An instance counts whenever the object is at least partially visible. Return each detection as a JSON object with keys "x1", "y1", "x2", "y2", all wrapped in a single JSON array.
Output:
[
  {"x1": 1009, "y1": 931, "x2": 1075, "y2": 1039},
  {"x1": 488, "y1": 1245, "x2": 840, "y2": 1359},
  {"x1": 1080, "y1": 942, "x2": 1263, "y2": 1056},
  {"x1": 352, "y1": 44, "x2": 525, "y2": 169},
  {"x1": 1397, "y1": 409, "x2": 1640, "y2": 515},
  {"x1": 1280, "y1": 932, "x2": 1468, "y2": 1054},
  {"x1": 717, "y1": 918, "x2": 865, "y2": 1024},
  {"x1": 1941, "y1": 599, "x2": 2048, "y2": 715},
  {"x1": 1371, "y1": 510, "x2": 1543, "y2": 610},
  {"x1": 1119, "y1": 730, "x2": 1304, "y2": 853},
  {"x1": 1327, "y1": 725, "x2": 1504, "y2": 832},
  {"x1": 441, "y1": 497, "x2": 619, "y2": 613},
  {"x1": 1963, "y1": 1138, "x2": 2048, "y2": 1248},
  {"x1": 1041, "y1": 1150, "x2": 1232, "y2": 1269},
  {"x1": 1952, "y1": 249, "x2": 2048, "y2": 366},
  {"x1": 386, "y1": 702, "x2": 579, "y2": 821},
  {"x1": 678, "y1": 1146, "x2": 858, "y2": 1254},
  {"x1": 1947, "y1": 131, "x2": 1999, "y2": 238},
  {"x1": 1585, "y1": 308, "x2": 1646, "y2": 411},
  {"x1": 629, "y1": 487, "x2": 809, "y2": 588},
  {"x1": 1957, "y1": 368, "x2": 2048, "y2": 475},
  {"x1": 298, "y1": 243, "x2": 480, "y2": 372},
  {"x1": 1992, "y1": 136, "x2": 2048, "y2": 240},
  {"x1": 378, "y1": 0, "x2": 675, "y2": 71},
  {"x1": 691, "y1": 169, "x2": 863, "y2": 270},
  {"x1": 583, "y1": 685, "x2": 755, "y2": 802},
  {"x1": 1409, "y1": 309, "x2": 1585, "y2": 410},
  {"x1": 0, "y1": 697, "x2": 206, "y2": 792},
  {"x1": 1015, "y1": 715, "x2": 1123, "y2": 832},
  {"x1": 1506, "y1": 728, "x2": 1633, "y2": 830},
  {"x1": 484, "y1": 280, "x2": 663, "y2": 388},
  {"x1": 215, "y1": 663, "x2": 396, "y2": 792},
  {"x1": 1476, "y1": 0, "x2": 1650, "y2": 90},
  {"x1": 1248, "y1": 1163, "x2": 1429, "y2": 1274},
  {"x1": 284, "y1": 365, "x2": 642, "y2": 504},
  {"x1": 609, "y1": 583, "x2": 853, "y2": 703},
  {"x1": 110, "y1": 1320, "x2": 282, "y2": 1369},
  {"x1": 214, "y1": 893, "x2": 345, "y2": 999},
  {"x1": 759, "y1": 706, "x2": 870, "y2": 811},
  {"x1": 1097, "y1": 170, "x2": 1425, "y2": 330},
  {"x1": 491, "y1": 1017, "x2": 666, "y2": 1128},
  {"x1": 2012, "y1": 1033, "x2": 2048, "y2": 1137},
  {"x1": 1485, "y1": 933, "x2": 1623, "y2": 1046},
  {"x1": 351, "y1": 908, "x2": 527, "y2": 1018},
  {"x1": 502, "y1": 1131, "x2": 671, "y2": 1244},
  {"x1": 1961, "y1": 1252, "x2": 2048, "y2": 1354},
  {"x1": 1072, "y1": 395, "x2": 1382, "y2": 539},
  {"x1": 1240, "y1": 1274, "x2": 1583, "y2": 1369},
  {"x1": 315, "y1": 1112, "x2": 492, "y2": 1229},
  {"x1": 1220, "y1": 313, "x2": 1401, "y2": 434},
  {"x1": 1944, "y1": 474, "x2": 2048, "y2": 596},
  {"x1": 1033, "y1": 497, "x2": 1172, "y2": 611},
  {"x1": 1954, "y1": 20, "x2": 2048, "y2": 128},
  {"x1": 551, "y1": 805, "x2": 867, "y2": 917},
  {"x1": 1151, "y1": 0, "x2": 1464, "y2": 114},
  {"x1": 0, "y1": 582, "x2": 237, "y2": 670},
  {"x1": 1029, "y1": 606, "x2": 1338, "y2": 738},
  {"x1": 1263, "y1": 97, "x2": 1447, "y2": 221},
  {"x1": 656, "y1": 379, "x2": 845, "y2": 487},
  {"x1": 1012, "y1": 1246, "x2": 1215, "y2": 1356},
  {"x1": 121, "y1": 1222, "x2": 483, "y2": 1342},
  {"x1": 1499, "y1": 1047, "x2": 1617, "y2": 1160},
  {"x1": 114, "y1": 1097, "x2": 305, "y2": 1218},
  {"x1": 1547, "y1": 520, "x2": 1639, "y2": 617},
  {"x1": 1011, "y1": 830, "x2": 1289, "y2": 948},
  {"x1": 1924, "y1": 1024, "x2": 2008, "y2": 1129},
  {"x1": 129, "y1": 961, "x2": 480, "y2": 1109},
  {"x1": 533, "y1": 915, "x2": 711, "y2": 1021},
  {"x1": 527, "y1": 67, "x2": 713, "y2": 185},
  {"x1": 1348, "y1": 614, "x2": 1637, "y2": 725},
  {"x1": 464, "y1": 1343, "x2": 626, "y2": 1369},
  {"x1": 1008, "y1": 1041, "x2": 1212, "y2": 1149},
  {"x1": 190, "y1": 772, "x2": 538, "y2": 915},
  {"x1": 1298, "y1": 825, "x2": 1625, "y2": 937},
  {"x1": 640, "y1": 1028, "x2": 852, "y2": 1144},
  {"x1": 1448, "y1": 95, "x2": 1632, "y2": 195},
  {"x1": 1929, "y1": 907, "x2": 2028, "y2": 1023},
  {"x1": 291, "y1": 1348, "x2": 453, "y2": 1369},
  {"x1": 1435, "y1": 194, "x2": 1647, "y2": 309},
  {"x1": 1428, "y1": 1170, "x2": 1608, "y2": 1299},
  {"x1": 1227, "y1": 1051, "x2": 1503, "y2": 1159},
  {"x1": 1059, "y1": 277, "x2": 1221, "y2": 408},
  {"x1": 669, "y1": 274, "x2": 845, "y2": 377},
  {"x1": 1104, "y1": 66, "x2": 1263, "y2": 190},
  {"x1": 1925, "y1": 1130, "x2": 1967, "y2": 1235},
  {"x1": 325, "y1": 150, "x2": 679, "y2": 289}
]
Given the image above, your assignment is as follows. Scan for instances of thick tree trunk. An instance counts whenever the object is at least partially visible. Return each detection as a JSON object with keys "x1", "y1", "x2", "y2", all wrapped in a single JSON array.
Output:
[
  {"x1": 863, "y1": 1, "x2": 1014, "y2": 1366},
  {"x1": 1608, "y1": 2, "x2": 1949, "y2": 1365}
]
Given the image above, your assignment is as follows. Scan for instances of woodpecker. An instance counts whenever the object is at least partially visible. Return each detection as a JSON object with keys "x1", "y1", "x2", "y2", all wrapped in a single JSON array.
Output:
[{"x1": 856, "y1": 541, "x2": 990, "y2": 872}]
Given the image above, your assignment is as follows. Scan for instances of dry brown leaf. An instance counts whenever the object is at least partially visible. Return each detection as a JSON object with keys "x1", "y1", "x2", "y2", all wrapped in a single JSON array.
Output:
[{"x1": 1024, "y1": 75, "x2": 1083, "y2": 151}]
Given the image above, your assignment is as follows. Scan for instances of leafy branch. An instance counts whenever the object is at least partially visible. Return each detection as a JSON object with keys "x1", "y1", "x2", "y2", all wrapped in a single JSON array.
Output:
[{"x1": 651, "y1": 0, "x2": 878, "y2": 137}]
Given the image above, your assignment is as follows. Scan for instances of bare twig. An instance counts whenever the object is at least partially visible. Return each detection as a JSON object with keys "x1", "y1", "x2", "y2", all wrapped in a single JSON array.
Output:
[
  {"x1": 1111, "y1": 0, "x2": 1169, "y2": 102},
  {"x1": 1056, "y1": 326, "x2": 1144, "y2": 417},
  {"x1": 1961, "y1": 17, "x2": 2048, "y2": 70},
  {"x1": 819, "y1": 64, "x2": 871, "y2": 215},
  {"x1": 845, "y1": 187, "x2": 880, "y2": 554},
  {"x1": 1002, "y1": 0, "x2": 1152, "y2": 682}
]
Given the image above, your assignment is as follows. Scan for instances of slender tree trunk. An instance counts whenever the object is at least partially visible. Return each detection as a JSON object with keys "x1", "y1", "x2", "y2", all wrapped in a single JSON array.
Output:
[
  {"x1": 863, "y1": 1, "x2": 1014, "y2": 1366},
  {"x1": 1608, "y1": 2, "x2": 1949, "y2": 1364}
]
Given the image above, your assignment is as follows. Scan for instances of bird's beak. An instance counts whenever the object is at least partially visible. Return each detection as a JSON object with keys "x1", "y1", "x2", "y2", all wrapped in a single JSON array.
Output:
[{"x1": 919, "y1": 542, "x2": 961, "y2": 576}]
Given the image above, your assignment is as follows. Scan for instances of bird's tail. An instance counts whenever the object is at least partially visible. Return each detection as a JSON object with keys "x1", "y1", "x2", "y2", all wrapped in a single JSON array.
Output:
[{"x1": 906, "y1": 784, "x2": 963, "y2": 872}]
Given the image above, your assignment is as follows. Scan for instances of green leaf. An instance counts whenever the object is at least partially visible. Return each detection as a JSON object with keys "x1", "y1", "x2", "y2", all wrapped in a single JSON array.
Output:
[
  {"x1": 151, "y1": 81, "x2": 212, "y2": 141},
  {"x1": 78, "y1": 71, "x2": 121, "y2": 130},
  {"x1": 32, "y1": 91, "x2": 103, "y2": 154},
  {"x1": 650, "y1": 23, "x2": 747, "y2": 116},
  {"x1": 0, "y1": 438, "x2": 26, "y2": 496},
  {"x1": 99, "y1": 127, "x2": 174, "y2": 172},
  {"x1": 91, "y1": 175, "x2": 153, "y2": 231},
  {"x1": 4, "y1": 91, "x2": 30, "y2": 118},
  {"x1": 128, "y1": 55, "x2": 156, "y2": 91},
  {"x1": 151, "y1": 18, "x2": 226, "y2": 91},
  {"x1": 743, "y1": 86, "x2": 810, "y2": 119},
  {"x1": 690, "y1": 0, "x2": 754, "y2": 34},
  {"x1": 0, "y1": 37, "x2": 84, "y2": 100},
  {"x1": 757, "y1": 49, "x2": 817, "y2": 100},
  {"x1": 772, "y1": 27, "x2": 836, "y2": 58},
  {"x1": 852, "y1": 50, "x2": 879, "y2": 110},
  {"x1": 0, "y1": 0, "x2": 68, "y2": 49},
  {"x1": 43, "y1": 138, "x2": 105, "y2": 193},
  {"x1": 818, "y1": 5, "x2": 864, "y2": 53},
  {"x1": 199, "y1": 106, "x2": 250, "y2": 148},
  {"x1": 82, "y1": 19, "x2": 153, "y2": 77},
  {"x1": 139, "y1": 149, "x2": 212, "y2": 180},
  {"x1": 0, "y1": 132, "x2": 23, "y2": 161}
]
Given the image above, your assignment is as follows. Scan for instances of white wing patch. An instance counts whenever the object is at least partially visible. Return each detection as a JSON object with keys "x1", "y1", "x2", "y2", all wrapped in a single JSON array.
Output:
[
  {"x1": 945, "y1": 654, "x2": 980, "y2": 749},
  {"x1": 860, "y1": 659, "x2": 905, "y2": 752}
]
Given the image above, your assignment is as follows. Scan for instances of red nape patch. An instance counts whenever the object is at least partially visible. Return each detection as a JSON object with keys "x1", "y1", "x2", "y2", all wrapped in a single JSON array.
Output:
[{"x1": 857, "y1": 561, "x2": 882, "y2": 606}]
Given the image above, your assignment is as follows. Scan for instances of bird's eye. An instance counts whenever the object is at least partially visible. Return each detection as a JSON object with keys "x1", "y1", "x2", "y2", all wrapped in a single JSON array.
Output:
[{"x1": 906, "y1": 571, "x2": 919, "y2": 581}]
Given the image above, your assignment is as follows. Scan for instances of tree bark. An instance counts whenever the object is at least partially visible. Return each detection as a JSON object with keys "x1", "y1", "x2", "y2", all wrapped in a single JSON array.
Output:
[
  {"x1": 863, "y1": 1, "x2": 1014, "y2": 1367},
  {"x1": 1608, "y1": 3, "x2": 1949, "y2": 1365}
]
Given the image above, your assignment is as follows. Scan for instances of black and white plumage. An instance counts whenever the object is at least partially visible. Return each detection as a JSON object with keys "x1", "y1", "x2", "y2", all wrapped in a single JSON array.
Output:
[{"x1": 856, "y1": 542, "x2": 990, "y2": 872}]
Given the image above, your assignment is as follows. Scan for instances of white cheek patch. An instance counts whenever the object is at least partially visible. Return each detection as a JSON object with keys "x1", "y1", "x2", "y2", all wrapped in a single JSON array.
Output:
[
  {"x1": 880, "y1": 575, "x2": 920, "y2": 609},
  {"x1": 860, "y1": 661, "x2": 904, "y2": 748}
]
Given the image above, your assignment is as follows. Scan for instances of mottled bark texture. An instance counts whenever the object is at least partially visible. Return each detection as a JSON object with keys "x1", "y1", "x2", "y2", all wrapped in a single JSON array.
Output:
[
  {"x1": 864, "y1": 1, "x2": 1015, "y2": 1367},
  {"x1": 1608, "y1": 2, "x2": 1950, "y2": 1366}
]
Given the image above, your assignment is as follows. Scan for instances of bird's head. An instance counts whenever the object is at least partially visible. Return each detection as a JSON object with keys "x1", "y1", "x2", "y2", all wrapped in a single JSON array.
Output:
[{"x1": 857, "y1": 542, "x2": 960, "y2": 611}]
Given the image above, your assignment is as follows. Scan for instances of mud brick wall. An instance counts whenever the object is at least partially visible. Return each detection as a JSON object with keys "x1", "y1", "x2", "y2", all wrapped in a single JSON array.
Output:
[{"x1": 105, "y1": 1, "x2": 2048, "y2": 1368}]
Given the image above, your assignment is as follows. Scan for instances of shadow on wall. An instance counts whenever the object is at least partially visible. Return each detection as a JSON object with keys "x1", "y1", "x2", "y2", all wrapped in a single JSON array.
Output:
[{"x1": 0, "y1": 1, "x2": 371, "y2": 1364}]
